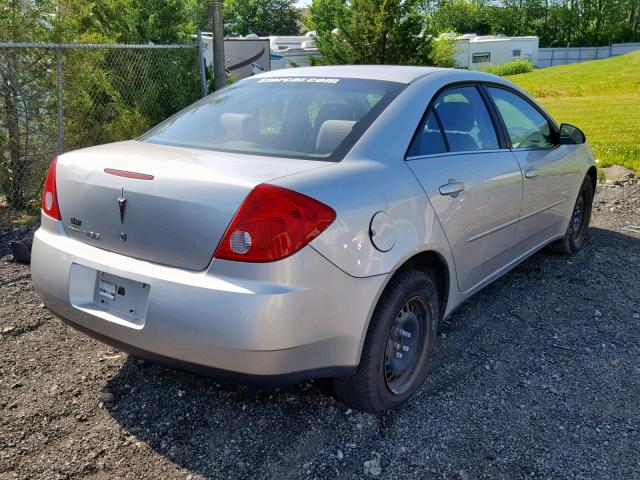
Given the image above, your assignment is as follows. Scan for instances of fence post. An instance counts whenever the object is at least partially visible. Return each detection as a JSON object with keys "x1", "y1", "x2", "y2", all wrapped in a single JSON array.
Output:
[
  {"x1": 196, "y1": 31, "x2": 208, "y2": 98},
  {"x1": 55, "y1": 47, "x2": 64, "y2": 154}
]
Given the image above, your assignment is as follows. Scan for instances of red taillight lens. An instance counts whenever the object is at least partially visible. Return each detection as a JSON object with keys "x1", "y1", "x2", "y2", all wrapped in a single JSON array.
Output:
[
  {"x1": 215, "y1": 184, "x2": 336, "y2": 263},
  {"x1": 42, "y1": 157, "x2": 61, "y2": 220}
]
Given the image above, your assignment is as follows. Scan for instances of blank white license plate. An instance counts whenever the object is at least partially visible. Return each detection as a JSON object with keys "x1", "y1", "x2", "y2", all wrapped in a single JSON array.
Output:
[{"x1": 98, "y1": 279, "x2": 116, "y2": 300}]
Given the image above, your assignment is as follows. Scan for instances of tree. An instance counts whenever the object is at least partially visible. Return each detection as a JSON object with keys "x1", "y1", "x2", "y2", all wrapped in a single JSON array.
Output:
[
  {"x1": 0, "y1": 0, "x2": 57, "y2": 209},
  {"x1": 316, "y1": 0, "x2": 432, "y2": 65},
  {"x1": 223, "y1": 0, "x2": 301, "y2": 36},
  {"x1": 424, "y1": 0, "x2": 640, "y2": 48},
  {"x1": 183, "y1": 0, "x2": 212, "y2": 33},
  {"x1": 428, "y1": 0, "x2": 490, "y2": 35},
  {"x1": 129, "y1": 0, "x2": 195, "y2": 43},
  {"x1": 303, "y1": 0, "x2": 347, "y2": 35}
]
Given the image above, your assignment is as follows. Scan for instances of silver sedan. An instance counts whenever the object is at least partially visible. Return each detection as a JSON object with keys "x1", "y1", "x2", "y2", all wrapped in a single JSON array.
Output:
[{"x1": 32, "y1": 66, "x2": 595, "y2": 411}]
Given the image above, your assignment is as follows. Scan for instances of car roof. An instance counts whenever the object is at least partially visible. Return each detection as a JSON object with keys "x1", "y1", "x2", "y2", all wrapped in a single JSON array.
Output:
[{"x1": 254, "y1": 65, "x2": 449, "y2": 84}]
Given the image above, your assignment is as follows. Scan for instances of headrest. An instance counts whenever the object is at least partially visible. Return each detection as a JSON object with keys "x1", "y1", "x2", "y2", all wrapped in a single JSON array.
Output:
[
  {"x1": 435, "y1": 102, "x2": 475, "y2": 132},
  {"x1": 316, "y1": 120, "x2": 356, "y2": 155},
  {"x1": 314, "y1": 103, "x2": 356, "y2": 129},
  {"x1": 220, "y1": 113, "x2": 259, "y2": 140}
]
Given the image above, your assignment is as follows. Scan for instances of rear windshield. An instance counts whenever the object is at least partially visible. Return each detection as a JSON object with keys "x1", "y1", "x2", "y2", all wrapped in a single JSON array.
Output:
[{"x1": 140, "y1": 77, "x2": 405, "y2": 161}]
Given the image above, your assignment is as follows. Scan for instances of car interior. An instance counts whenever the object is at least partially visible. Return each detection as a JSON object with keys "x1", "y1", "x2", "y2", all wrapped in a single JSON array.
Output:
[
  {"x1": 409, "y1": 87, "x2": 500, "y2": 156},
  {"x1": 203, "y1": 90, "x2": 376, "y2": 157}
]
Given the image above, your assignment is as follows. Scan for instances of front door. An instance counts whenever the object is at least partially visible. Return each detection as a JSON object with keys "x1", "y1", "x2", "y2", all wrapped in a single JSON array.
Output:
[{"x1": 485, "y1": 86, "x2": 579, "y2": 251}]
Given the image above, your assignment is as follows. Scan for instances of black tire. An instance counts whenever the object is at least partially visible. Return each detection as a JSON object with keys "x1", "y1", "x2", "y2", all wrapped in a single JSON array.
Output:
[
  {"x1": 333, "y1": 269, "x2": 439, "y2": 412},
  {"x1": 547, "y1": 175, "x2": 594, "y2": 254}
]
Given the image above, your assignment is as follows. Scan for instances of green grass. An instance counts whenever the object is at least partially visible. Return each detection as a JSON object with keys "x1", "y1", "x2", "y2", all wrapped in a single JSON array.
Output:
[{"x1": 507, "y1": 51, "x2": 640, "y2": 173}]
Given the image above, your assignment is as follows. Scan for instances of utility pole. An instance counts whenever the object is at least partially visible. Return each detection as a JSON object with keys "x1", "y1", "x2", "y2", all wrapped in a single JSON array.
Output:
[{"x1": 212, "y1": 0, "x2": 226, "y2": 91}]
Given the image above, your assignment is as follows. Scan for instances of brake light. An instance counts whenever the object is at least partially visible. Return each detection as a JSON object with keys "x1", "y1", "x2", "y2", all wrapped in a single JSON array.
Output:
[
  {"x1": 42, "y1": 157, "x2": 61, "y2": 220},
  {"x1": 215, "y1": 184, "x2": 336, "y2": 262}
]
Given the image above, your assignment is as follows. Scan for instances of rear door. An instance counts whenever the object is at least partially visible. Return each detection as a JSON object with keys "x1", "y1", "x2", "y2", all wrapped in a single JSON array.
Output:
[
  {"x1": 485, "y1": 86, "x2": 579, "y2": 251},
  {"x1": 406, "y1": 85, "x2": 523, "y2": 292}
]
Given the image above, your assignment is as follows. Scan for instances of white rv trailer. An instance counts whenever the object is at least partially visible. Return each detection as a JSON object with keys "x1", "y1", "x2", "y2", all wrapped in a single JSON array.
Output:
[
  {"x1": 200, "y1": 35, "x2": 271, "y2": 80},
  {"x1": 268, "y1": 33, "x2": 317, "y2": 51},
  {"x1": 199, "y1": 32, "x2": 321, "y2": 78},
  {"x1": 451, "y1": 34, "x2": 539, "y2": 70},
  {"x1": 265, "y1": 33, "x2": 321, "y2": 69}
]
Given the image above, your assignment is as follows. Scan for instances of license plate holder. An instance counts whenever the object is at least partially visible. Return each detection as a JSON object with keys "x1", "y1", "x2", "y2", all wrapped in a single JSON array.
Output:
[{"x1": 92, "y1": 271, "x2": 150, "y2": 324}]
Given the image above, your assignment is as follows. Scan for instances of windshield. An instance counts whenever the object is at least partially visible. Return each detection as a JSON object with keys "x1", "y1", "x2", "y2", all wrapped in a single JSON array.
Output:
[{"x1": 140, "y1": 77, "x2": 405, "y2": 161}]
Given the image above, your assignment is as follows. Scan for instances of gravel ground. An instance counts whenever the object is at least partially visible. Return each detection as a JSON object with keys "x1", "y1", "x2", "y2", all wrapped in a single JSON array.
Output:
[{"x1": 1, "y1": 176, "x2": 639, "y2": 480}]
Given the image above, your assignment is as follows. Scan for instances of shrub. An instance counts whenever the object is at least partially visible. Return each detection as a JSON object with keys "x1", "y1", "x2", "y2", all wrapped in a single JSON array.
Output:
[
  {"x1": 482, "y1": 59, "x2": 534, "y2": 77},
  {"x1": 430, "y1": 37, "x2": 459, "y2": 68}
]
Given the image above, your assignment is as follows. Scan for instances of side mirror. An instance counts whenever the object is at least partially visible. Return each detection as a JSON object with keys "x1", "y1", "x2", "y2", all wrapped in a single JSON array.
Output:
[{"x1": 559, "y1": 123, "x2": 586, "y2": 145}]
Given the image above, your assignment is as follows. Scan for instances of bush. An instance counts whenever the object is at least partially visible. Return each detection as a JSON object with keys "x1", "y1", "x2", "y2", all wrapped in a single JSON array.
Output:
[
  {"x1": 482, "y1": 59, "x2": 534, "y2": 77},
  {"x1": 430, "y1": 37, "x2": 459, "y2": 68}
]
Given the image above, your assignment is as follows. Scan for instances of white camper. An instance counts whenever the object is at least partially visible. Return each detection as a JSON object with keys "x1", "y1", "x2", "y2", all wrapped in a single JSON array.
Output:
[
  {"x1": 451, "y1": 34, "x2": 539, "y2": 70},
  {"x1": 199, "y1": 32, "x2": 321, "y2": 77},
  {"x1": 267, "y1": 32, "x2": 321, "y2": 69},
  {"x1": 200, "y1": 35, "x2": 271, "y2": 80}
]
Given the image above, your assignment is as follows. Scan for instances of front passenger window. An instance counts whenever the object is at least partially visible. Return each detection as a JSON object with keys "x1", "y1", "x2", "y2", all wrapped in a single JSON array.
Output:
[{"x1": 487, "y1": 87, "x2": 555, "y2": 149}]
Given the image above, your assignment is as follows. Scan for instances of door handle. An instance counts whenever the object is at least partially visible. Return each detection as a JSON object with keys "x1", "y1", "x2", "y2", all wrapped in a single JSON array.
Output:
[
  {"x1": 524, "y1": 168, "x2": 539, "y2": 179},
  {"x1": 439, "y1": 180, "x2": 465, "y2": 196}
]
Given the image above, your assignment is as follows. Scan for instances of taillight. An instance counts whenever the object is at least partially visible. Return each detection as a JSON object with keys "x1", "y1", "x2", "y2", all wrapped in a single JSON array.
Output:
[
  {"x1": 215, "y1": 184, "x2": 336, "y2": 262},
  {"x1": 42, "y1": 157, "x2": 61, "y2": 220}
]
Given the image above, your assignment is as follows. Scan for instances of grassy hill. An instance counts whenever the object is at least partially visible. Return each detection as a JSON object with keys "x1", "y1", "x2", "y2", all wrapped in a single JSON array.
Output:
[{"x1": 507, "y1": 51, "x2": 640, "y2": 173}]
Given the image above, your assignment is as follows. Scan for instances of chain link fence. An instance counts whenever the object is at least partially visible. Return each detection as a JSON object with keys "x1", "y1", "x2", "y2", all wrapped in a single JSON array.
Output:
[{"x1": 0, "y1": 42, "x2": 204, "y2": 220}]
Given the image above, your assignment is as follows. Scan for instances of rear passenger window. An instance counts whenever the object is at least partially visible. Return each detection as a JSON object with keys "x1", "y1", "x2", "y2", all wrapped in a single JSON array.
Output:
[
  {"x1": 434, "y1": 87, "x2": 499, "y2": 152},
  {"x1": 407, "y1": 110, "x2": 447, "y2": 157}
]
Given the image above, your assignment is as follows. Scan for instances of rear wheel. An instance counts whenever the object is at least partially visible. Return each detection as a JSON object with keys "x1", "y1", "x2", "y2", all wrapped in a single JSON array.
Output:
[
  {"x1": 333, "y1": 269, "x2": 439, "y2": 412},
  {"x1": 547, "y1": 176, "x2": 594, "y2": 254}
]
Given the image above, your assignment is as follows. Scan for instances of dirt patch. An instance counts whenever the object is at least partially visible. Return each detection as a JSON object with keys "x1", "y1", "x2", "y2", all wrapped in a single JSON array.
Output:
[
  {"x1": 1, "y1": 176, "x2": 639, "y2": 479},
  {"x1": 600, "y1": 164, "x2": 636, "y2": 182}
]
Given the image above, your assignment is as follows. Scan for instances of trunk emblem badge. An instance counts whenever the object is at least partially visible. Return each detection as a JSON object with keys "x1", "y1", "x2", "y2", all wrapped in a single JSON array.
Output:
[
  {"x1": 120, "y1": 232, "x2": 127, "y2": 242},
  {"x1": 117, "y1": 188, "x2": 127, "y2": 223}
]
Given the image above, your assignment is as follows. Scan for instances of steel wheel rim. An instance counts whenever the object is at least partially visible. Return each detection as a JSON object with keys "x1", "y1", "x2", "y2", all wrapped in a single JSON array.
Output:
[
  {"x1": 384, "y1": 296, "x2": 428, "y2": 395},
  {"x1": 571, "y1": 192, "x2": 586, "y2": 240}
]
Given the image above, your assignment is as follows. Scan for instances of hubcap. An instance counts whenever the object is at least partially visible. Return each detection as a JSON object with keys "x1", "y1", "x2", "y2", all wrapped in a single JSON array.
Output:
[{"x1": 384, "y1": 297, "x2": 428, "y2": 395}]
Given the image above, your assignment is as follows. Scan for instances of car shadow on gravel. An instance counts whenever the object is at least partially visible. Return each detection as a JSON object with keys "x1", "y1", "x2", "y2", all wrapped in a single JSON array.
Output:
[
  {"x1": 103, "y1": 362, "x2": 353, "y2": 477},
  {"x1": 102, "y1": 226, "x2": 640, "y2": 479}
]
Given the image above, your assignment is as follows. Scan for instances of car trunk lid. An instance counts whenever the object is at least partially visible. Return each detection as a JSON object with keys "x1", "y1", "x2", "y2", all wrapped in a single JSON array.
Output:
[{"x1": 55, "y1": 140, "x2": 328, "y2": 271}]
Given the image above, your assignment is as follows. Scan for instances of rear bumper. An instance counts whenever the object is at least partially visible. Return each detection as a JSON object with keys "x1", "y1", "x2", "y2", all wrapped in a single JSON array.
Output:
[
  {"x1": 56, "y1": 313, "x2": 355, "y2": 385},
  {"x1": 31, "y1": 217, "x2": 386, "y2": 380}
]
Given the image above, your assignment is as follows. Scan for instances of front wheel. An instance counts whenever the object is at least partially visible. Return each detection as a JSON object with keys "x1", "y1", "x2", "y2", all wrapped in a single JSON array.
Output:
[
  {"x1": 333, "y1": 269, "x2": 439, "y2": 412},
  {"x1": 547, "y1": 175, "x2": 594, "y2": 254}
]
